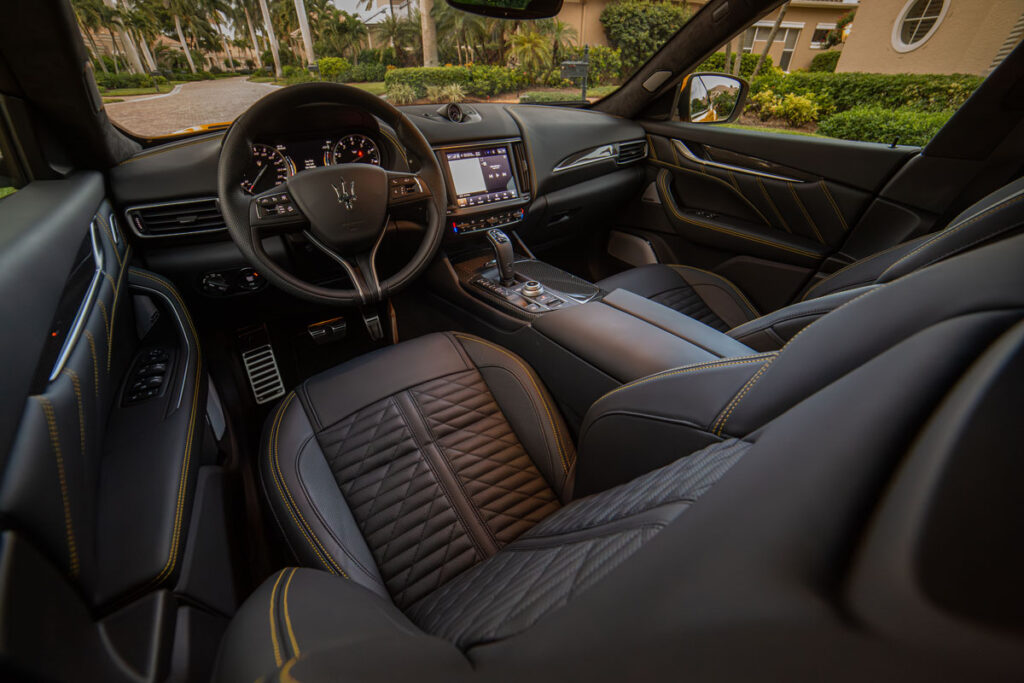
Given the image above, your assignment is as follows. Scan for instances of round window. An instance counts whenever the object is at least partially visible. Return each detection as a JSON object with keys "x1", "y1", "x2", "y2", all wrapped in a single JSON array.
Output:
[{"x1": 892, "y1": 0, "x2": 950, "y2": 53}]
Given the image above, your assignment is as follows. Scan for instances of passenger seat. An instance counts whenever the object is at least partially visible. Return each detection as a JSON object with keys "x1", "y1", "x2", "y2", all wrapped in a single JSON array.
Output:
[{"x1": 599, "y1": 176, "x2": 1024, "y2": 349}]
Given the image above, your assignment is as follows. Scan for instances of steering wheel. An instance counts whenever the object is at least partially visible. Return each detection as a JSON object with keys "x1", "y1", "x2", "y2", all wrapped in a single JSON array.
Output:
[{"x1": 217, "y1": 82, "x2": 447, "y2": 312}]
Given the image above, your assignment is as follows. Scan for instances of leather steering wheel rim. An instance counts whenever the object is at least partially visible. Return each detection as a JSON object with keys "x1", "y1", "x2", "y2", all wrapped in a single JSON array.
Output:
[{"x1": 217, "y1": 82, "x2": 447, "y2": 306}]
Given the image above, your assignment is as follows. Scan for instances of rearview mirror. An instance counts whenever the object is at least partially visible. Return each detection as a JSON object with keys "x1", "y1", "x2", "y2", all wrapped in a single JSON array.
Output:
[
  {"x1": 678, "y1": 73, "x2": 748, "y2": 124},
  {"x1": 445, "y1": 0, "x2": 563, "y2": 20}
]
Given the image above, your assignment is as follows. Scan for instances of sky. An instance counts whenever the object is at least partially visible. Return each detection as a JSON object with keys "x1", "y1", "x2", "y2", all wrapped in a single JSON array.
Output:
[{"x1": 330, "y1": 0, "x2": 413, "y2": 23}]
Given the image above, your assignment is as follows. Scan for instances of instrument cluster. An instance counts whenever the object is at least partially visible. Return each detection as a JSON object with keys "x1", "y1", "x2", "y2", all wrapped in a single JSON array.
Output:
[{"x1": 241, "y1": 132, "x2": 383, "y2": 195}]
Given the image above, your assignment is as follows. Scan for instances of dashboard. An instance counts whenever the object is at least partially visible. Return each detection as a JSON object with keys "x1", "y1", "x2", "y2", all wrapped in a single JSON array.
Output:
[{"x1": 242, "y1": 131, "x2": 385, "y2": 195}]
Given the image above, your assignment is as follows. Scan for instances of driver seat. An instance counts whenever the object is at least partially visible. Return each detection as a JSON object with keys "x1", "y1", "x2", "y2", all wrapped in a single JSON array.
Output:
[{"x1": 260, "y1": 331, "x2": 576, "y2": 608}]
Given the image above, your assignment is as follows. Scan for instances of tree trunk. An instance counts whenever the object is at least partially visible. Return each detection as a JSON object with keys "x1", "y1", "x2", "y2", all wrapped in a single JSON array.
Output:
[
  {"x1": 84, "y1": 30, "x2": 109, "y2": 73},
  {"x1": 751, "y1": 1, "x2": 788, "y2": 79},
  {"x1": 104, "y1": 0, "x2": 144, "y2": 73},
  {"x1": 731, "y1": 37, "x2": 742, "y2": 76},
  {"x1": 258, "y1": 0, "x2": 283, "y2": 78},
  {"x1": 244, "y1": 7, "x2": 264, "y2": 68},
  {"x1": 293, "y1": 0, "x2": 316, "y2": 66},
  {"x1": 419, "y1": 0, "x2": 438, "y2": 67},
  {"x1": 138, "y1": 33, "x2": 158, "y2": 72},
  {"x1": 212, "y1": 15, "x2": 235, "y2": 70},
  {"x1": 723, "y1": 39, "x2": 732, "y2": 75},
  {"x1": 174, "y1": 14, "x2": 198, "y2": 73},
  {"x1": 107, "y1": 29, "x2": 122, "y2": 73}
]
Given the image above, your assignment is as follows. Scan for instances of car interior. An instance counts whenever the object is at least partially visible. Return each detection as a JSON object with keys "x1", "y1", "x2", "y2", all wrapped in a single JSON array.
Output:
[{"x1": 2, "y1": 0, "x2": 1024, "y2": 681}]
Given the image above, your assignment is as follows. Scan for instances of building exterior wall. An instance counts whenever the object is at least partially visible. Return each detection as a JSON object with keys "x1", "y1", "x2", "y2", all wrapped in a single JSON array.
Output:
[
  {"x1": 836, "y1": 0, "x2": 1023, "y2": 75},
  {"x1": 738, "y1": 2, "x2": 858, "y2": 72},
  {"x1": 557, "y1": 0, "x2": 613, "y2": 47}
]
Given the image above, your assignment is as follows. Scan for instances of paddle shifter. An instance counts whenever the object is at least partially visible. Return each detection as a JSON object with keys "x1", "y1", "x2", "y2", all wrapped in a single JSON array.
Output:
[{"x1": 486, "y1": 229, "x2": 516, "y2": 286}]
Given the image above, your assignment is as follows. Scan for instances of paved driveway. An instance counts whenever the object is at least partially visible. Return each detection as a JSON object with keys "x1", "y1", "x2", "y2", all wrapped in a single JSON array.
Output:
[{"x1": 105, "y1": 77, "x2": 280, "y2": 137}]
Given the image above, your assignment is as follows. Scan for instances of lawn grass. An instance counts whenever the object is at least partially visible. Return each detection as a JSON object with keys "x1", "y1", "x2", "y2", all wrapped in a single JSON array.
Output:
[
  {"x1": 99, "y1": 83, "x2": 174, "y2": 97},
  {"x1": 0, "y1": 187, "x2": 17, "y2": 200},
  {"x1": 349, "y1": 81, "x2": 386, "y2": 95},
  {"x1": 102, "y1": 98, "x2": 125, "y2": 104},
  {"x1": 722, "y1": 122, "x2": 824, "y2": 138}
]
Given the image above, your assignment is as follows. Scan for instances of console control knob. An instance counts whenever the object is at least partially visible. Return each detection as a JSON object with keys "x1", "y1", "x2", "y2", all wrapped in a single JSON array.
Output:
[{"x1": 521, "y1": 280, "x2": 544, "y2": 297}]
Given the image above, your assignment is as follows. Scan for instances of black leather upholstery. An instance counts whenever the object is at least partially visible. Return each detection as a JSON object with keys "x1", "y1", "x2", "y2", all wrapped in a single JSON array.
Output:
[
  {"x1": 260, "y1": 332, "x2": 575, "y2": 607},
  {"x1": 219, "y1": 230, "x2": 1024, "y2": 683},
  {"x1": 599, "y1": 175, "x2": 1024, "y2": 349}
]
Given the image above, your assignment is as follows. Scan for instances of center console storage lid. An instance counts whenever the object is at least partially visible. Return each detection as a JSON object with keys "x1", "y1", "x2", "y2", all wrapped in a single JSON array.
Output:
[{"x1": 533, "y1": 288, "x2": 753, "y2": 383}]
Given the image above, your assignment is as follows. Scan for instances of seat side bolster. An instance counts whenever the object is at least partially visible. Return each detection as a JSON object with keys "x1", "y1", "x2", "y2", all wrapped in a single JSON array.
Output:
[
  {"x1": 574, "y1": 356, "x2": 773, "y2": 496},
  {"x1": 259, "y1": 393, "x2": 388, "y2": 598},
  {"x1": 670, "y1": 265, "x2": 761, "y2": 328},
  {"x1": 453, "y1": 334, "x2": 576, "y2": 500},
  {"x1": 729, "y1": 286, "x2": 879, "y2": 352}
]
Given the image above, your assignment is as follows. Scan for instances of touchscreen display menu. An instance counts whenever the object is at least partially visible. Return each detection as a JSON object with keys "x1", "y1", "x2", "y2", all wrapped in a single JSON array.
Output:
[{"x1": 446, "y1": 146, "x2": 519, "y2": 208}]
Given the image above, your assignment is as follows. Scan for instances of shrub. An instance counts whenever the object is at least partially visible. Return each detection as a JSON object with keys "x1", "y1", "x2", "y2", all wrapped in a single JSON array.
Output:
[
  {"x1": 426, "y1": 83, "x2": 466, "y2": 103},
  {"x1": 519, "y1": 91, "x2": 585, "y2": 104},
  {"x1": 385, "y1": 65, "x2": 527, "y2": 98},
  {"x1": 565, "y1": 45, "x2": 623, "y2": 85},
  {"x1": 349, "y1": 62, "x2": 387, "y2": 82},
  {"x1": 809, "y1": 50, "x2": 841, "y2": 73},
  {"x1": 818, "y1": 106, "x2": 954, "y2": 146},
  {"x1": 750, "y1": 72, "x2": 981, "y2": 114},
  {"x1": 318, "y1": 56, "x2": 351, "y2": 80},
  {"x1": 385, "y1": 82, "x2": 417, "y2": 105},
  {"x1": 601, "y1": 1, "x2": 693, "y2": 73},
  {"x1": 745, "y1": 89, "x2": 822, "y2": 126},
  {"x1": 696, "y1": 52, "x2": 771, "y2": 80}
]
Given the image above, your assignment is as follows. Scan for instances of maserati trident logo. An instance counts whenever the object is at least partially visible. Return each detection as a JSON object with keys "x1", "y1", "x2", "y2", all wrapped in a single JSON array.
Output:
[{"x1": 332, "y1": 178, "x2": 357, "y2": 210}]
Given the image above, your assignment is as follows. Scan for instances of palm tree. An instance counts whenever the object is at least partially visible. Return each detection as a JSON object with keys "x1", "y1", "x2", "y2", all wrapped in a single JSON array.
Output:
[
  {"x1": 103, "y1": 0, "x2": 146, "y2": 73},
  {"x1": 293, "y1": 0, "x2": 316, "y2": 65},
  {"x1": 257, "y1": 0, "x2": 283, "y2": 77},
  {"x1": 507, "y1": 29, "x2": 551, "y2": 76},
  {"x1": 165, "y1": 0, "x2": 199, "y2": 73},
  {"x1": 419, "y1": 0, "x2": 438, "y2": 67},
  {"x1": 751, "y1": 1, "x2": 788, "y2": 79},
  {"x1": 71, "y1": 0, "x2": 110, "y2": 73},
  {"x1": 122, "y1": 0, "x2": 161, "y2": 72},
  {"x1": 229, "y1": 0, "x2": 264, "y2": 69}
]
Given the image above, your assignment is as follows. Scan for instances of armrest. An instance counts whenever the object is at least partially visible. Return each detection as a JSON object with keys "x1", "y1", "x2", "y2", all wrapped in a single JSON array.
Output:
[
  {"x1": 727, "y1": 285, "x2": 878, "y2": 351},
  {"x1": 575, "y1": 353, "x2": 776, "y2": 495},
  {"x1": 533, "y1": 288, "x2": 753, "y2": 383}
]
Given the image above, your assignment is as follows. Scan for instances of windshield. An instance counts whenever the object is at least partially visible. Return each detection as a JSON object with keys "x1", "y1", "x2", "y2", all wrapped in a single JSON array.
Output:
[
  {"x1": 88, "y1": 0, "x2": 991, "y2": 149},
  {"x1": 88, "y1": 0, "x2": 687, "y2": 138}
]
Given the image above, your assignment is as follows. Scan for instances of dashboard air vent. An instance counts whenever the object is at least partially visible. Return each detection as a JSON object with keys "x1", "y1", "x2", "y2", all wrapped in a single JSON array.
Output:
[
  {"x1": 126, "y1": 198, "x2": 226, "y2": 238},
  {"x1": 512, "y1": 142, "x2": 532, "y2": 194},
  {"x1": 617, "y1": 140, "x2": 648, "y2": 164}
]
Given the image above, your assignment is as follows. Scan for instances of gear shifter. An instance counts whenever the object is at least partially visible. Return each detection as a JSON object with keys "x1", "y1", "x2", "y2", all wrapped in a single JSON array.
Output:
[{"x1": 486, "y1": 229, "x2": 516, "y2": 286}]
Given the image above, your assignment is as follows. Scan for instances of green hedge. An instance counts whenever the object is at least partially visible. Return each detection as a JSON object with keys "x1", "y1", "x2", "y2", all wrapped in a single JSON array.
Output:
[
  {"x1": 809, "y1": 51, "x2": 841, "y2": 73},
  {"x1": 818, "y1": 106, "x2": 954, "y2": 146},
  {"x1": 600, "y1": 1, "x2": 693, "y2": 72},
  {"x1": 95, "y1": 72, "x2": 168, "y2": 89},
  {"x1": 384, "y1": 65, "x2": 528, "y2": 98},
  {"x1": 696, "y1": 52, "x2": 772, "y2": 80},
  {"x1": 519, "y1": 91, "x2": 585, "y2": 104},
  {"x1": 566, "y1": 45, "x2": 623, "y2": 85},
  {"x1": 750, "y1": 72, "x2": 982, "y2": 114}
]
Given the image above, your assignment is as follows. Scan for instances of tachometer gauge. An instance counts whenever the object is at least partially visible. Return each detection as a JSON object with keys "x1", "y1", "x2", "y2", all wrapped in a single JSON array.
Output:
[
  {"x1": 241, "y1": 143, "x2": 292, "y2": 195},
  {"x1": 331, "y1": 134, "x2": 381, "y2": 166}
]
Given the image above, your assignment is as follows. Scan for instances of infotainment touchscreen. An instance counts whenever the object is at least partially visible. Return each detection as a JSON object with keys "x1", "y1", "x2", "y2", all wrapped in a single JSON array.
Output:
[{"x1": 445, "y1": 146, "x2": 519, "y2": 208}]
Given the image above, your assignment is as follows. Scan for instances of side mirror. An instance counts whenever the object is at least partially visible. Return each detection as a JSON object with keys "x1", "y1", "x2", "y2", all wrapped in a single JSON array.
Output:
[
  {"x1": 678, "y1": 73, "x2": 748, "y2": 124},
  {"x1": 446, "y1": 0, "x2": 563, "y2": 20}
]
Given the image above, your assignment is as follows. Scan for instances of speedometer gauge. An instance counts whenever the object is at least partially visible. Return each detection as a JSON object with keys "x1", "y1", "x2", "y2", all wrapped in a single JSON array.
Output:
[
  {"x1": 241, "y1": 143, "x2": 292, "y2": 195},
  {"x1": 332, "y1": 134, "x2": 381, "y2": 166}
]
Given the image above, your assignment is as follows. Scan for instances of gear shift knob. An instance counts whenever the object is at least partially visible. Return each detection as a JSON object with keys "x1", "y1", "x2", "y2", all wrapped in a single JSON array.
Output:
[{"x1": 486, "y1": 229, "x2": 516, "y2": 286}]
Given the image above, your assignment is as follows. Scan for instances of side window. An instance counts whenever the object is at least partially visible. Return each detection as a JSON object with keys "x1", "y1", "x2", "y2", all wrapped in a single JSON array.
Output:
[
  {"x1": 685, "y1": 0, "x2": 1011, "y2": 147},
  {"x1": 0, "y1": 149, "x2": 20, "y2": 200}
]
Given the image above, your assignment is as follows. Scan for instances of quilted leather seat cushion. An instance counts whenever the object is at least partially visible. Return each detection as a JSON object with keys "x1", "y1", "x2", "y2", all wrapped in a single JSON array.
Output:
[{"x1": 261, "y1": 332, "x2": 575, "y2": 608}]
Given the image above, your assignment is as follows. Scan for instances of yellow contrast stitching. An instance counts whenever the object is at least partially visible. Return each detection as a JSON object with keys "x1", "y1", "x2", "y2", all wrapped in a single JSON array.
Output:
[
  {"x1": 36, "y1": 396, "x2": 79, "y2": 577},
  {"x1": 819, "y1": 181, "x2": 848, "y2": 232},
  {"x1": 800, "y1": 240, "x2": 911, "y2": 302},
  {"x1": 84, "y1": 331, "x2": 99, "y2": 397},
  {"x1": 268, "y1": 570, "x2": 286, "y2": 667},
  {"x1": 64, "y1": 370, "x2": 86, "y2": 456},
  {"x1": 268, "y1": 393, "x2": 346, "y2": 575},
  {"x1": 283, "y1": 567, "x2": 300, "y2": 657},
  {"x1": 130, "y1": 270, "x2": 203, "y2": 587},
  {"x1": 657, "y1": 171, "x2": 820, "y2": 259},
  {"x1": 652, "y1": 160, "x2": 772, "y2": 228},
  {"x1": 757, "y1": 177, "x2": 791, "y2": 233},
  {"x1": 713, "y1": 358, "x2": 774, "y2": 436},
  {"x1": 96, "y1": 299, "x2": 110, "y2": 362},
  {"x1": 878, "y1": 193, "x2": 1024, "y2": 281},
  {"x1": 595, "y1": 354, "x2": 774, "y2": 406},
  {"x1": 280, "y1": 657, "x2": 300, "y2": 683},
  {"x1": 454, "y1": 333, "x2": 573, "y2": 472},
  {"x1": 788, "y1": 182, "x2": 823, "y2": 244},
  {"x1": 106, "y1": 251, "x2": 131, "y2": 371},
  {"x1": 667, "y1": 264, "x2": 760, "y2": 317}
]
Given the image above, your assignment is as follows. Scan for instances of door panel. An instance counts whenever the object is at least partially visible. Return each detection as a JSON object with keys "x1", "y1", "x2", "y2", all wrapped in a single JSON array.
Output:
[{"x1": 626, "y1": 121, "x2": 925, "y2": 312}]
